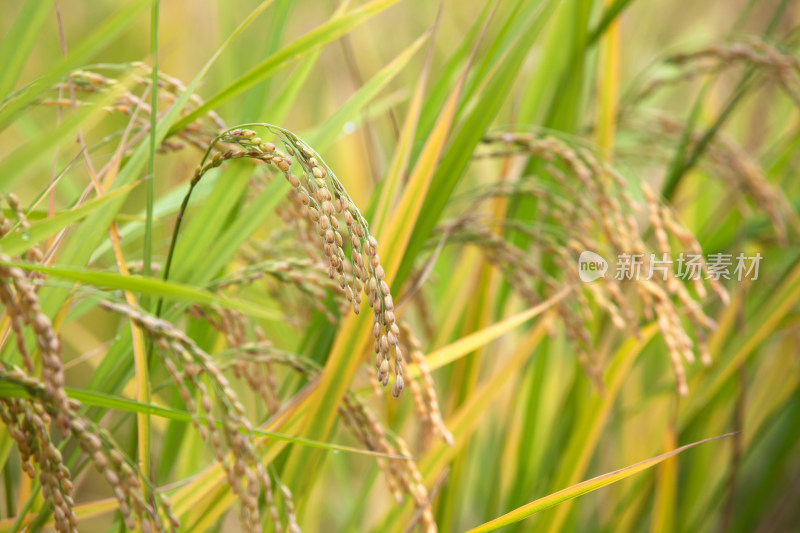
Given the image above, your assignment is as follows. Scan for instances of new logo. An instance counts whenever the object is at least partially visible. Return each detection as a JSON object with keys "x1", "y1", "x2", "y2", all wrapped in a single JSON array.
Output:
[{"x1": 578, "y1": 251, "x2": 608, "y2": 282}]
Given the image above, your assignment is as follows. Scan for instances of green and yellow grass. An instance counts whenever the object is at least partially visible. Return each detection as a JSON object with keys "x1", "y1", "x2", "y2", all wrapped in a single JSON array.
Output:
[{"x1": 0, "y1": 0, "x2": 799, "y2": 531}]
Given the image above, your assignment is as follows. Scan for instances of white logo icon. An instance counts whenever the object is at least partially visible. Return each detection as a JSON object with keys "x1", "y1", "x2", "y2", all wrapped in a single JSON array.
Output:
[{"x1": 578, "y1": 251, "x2": 608, "y2": 282}]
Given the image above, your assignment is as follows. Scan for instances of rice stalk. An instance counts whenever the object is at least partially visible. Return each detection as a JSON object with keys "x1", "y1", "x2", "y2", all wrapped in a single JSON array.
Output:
[
  {"x1": 433, "y1": 132, "x2": 729, "y2": 395},
  {"x1": 160, "y1": 124, "x2": 405, "y2": 397}
]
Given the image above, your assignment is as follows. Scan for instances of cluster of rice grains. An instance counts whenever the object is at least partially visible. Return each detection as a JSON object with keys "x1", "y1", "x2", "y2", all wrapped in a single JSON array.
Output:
[
  {"x1": 27, "y1": 65, "x2": 443, "y2": 528},
  {"x1": 0, "y1": 366, "x2": 78, "y2": 533},
  {"x1": 633, "y1": 37, "x2": 800, "y2": 108},
  {"x1": 166, "y1": 124, "x2": 453, "y2": 531},
  {"x1": 618, "y1": 37, "x2": 800, "y2": 244},
  {"x1": 622, "y1": 111, "x2": 800, "y2": 244},
  {"x1": 185, "y1": 304, "x2": 282, "y2": 413},
  {"x1": 0, "y1": 200, "x2": 178, "y2": 532},
  {"x1": 0, "y1": 366, "x2": 180, "y2": 532},
  {"x1": 397, "y1": 322, "x2": 454, "y2": 448},
  {"x1": 457, "y1": 132, "x2": 730, "y2": 395},
  {"x1": 101, "y1": 299, "x2": 440, "y2": 532},
  {"x1": 213, "y1": 257, "x2": 341, "y2": 325},
  {"x1": 207, "y1": 343, "x2": 440, "y2": 533},
  {"x1": 197, "y1": 125, "x2": 405, "y2": 398},
  {"x1": 67, "y1": 414, "x2": 180, "y2": 533},
  {"x1": 41, "y1": 64, "x2": 226, "y2": 152},
  {"x1": 0, "y1": 195, "x2": 70, "y2": 434},
  {"x1": 99, "y1": 301, "x2": 299, "y2": 533}
]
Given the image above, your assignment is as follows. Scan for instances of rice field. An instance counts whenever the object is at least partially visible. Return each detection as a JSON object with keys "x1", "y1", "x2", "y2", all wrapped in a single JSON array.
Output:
[{"x1": 0, "y1": 1, "x2": 799, "y2": 531}]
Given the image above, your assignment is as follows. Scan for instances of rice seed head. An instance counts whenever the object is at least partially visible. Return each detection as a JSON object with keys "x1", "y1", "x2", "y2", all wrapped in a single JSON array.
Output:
[
  {"x1": 211, "y1": 124, "x2": 406, "y2": 396},
  {"x1": 464, "y1": 132, "x2": 730, "y2": 395}
]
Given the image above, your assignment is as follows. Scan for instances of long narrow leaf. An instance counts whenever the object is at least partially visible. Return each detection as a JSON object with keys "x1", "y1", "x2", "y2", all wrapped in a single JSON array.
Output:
[
  {"x1": 0, "y1": 0, "x2": 149, "y2": 129},
  {"x1": 0, "y1": 182, "x2": 140, "y2": 257},
  {"x1": 168, "y1": 0, "x2": 401, "y2": 135},
  {"x1": 0, "y1": 0, "x2": 52, "y2": 101},
  {"x1": 1, "y1": 262, "x2": 282, "y2": 321},
  {"x1": 305, "y1": 31, "x2": 429, "y2": 151},
  {"x1": 466, "y1": 433, "x2": 736, "y2": 532}
]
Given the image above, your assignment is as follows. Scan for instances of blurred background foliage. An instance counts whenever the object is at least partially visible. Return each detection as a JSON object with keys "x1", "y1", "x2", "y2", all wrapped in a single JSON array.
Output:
[{"x1": 0, "y1": 0, "x2": 799, "y2": 532}]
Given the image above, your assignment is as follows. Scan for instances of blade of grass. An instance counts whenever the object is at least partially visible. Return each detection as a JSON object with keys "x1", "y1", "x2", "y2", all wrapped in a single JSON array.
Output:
[
  {"x1": 246, "y1": 2, "x2": 351, "y2": 126},
  {"x1": 506, "y1": 333, "x2": 575, "y2": 513},
  {"x1": 0, "y1": 181, "x2": 140, "y2": 257},
  {"x1": 304, "y1": 31, "x2": 429, "y2": 151},
  {"x1": 89, "y1": 173, "x2": 221, "y2": 263},
  {"x1": 393, "y1": 0, "x2": 558, "y2": 288},
  {"x1": 132, "y1": 0, "x2": 160, "y2": 497},
  {"x1": 650, "y1": 425, "x2": 678, "y2": 533},
  {"x1": 379, "y1": 316, "x2": 553, "y2": 529},
  {"x1": 660, "y1": 83, "x2": 712, "y2": 200},
  {"x1": 236, "y1": 0, "x2": 295, "y2": 120},
  {"x1": 143, "y1": 0, "x2": 160, "y2": 287},
  {"x1": 0, "y1": 0, "x2": 52, "y2": 102},
  {"x1": 538, "y1": 323, "x2": 660, "y2": 532},
  {"x1": 371, "y1": 5, "x2": 440, "y2": 236},
  {"x1": 168, "y1": 166, "x2": 253, "y2": 283},
  {"x1": 167, "y1": 0, "x2": 402, "y2": 135},
  {"x1": 356, "y1": 286, "x2": 570, "y2": 396},
  {"x1": 268, "y1": 54, "x2": 321, "y2": 124},
  {"x1": 547, "y1": 0, "x2": 594, "y2": 130},
  {"x1": 36, "y1": 0, "x2": 278, "y2": 366},
  {"x1": 466, "y1": 433, "x2": 736, "y2": 532},
  {"x1": 435, "y1": 263, "x2": 494, "y2": 531},
  {"x1": 5, "y1": 481, "x2": 39, "y2": 533},
  {"x1": 380, "y1": 0, "x2": 503, "y2": 278},
  {"x1": 413, "y1": 1, "x2": 497, "y2": 144},
  {"x1": 0, "y1": 497, "x2": 117, "y2": 533},
  {"x1": 1, "y1": 262, "x2": 282, "y2": 321},
  {"x1": 0, "y1": 0, "x2": 150, "y2": 129},
  {"x1": 661, "y1": 0, "x2": 789, "y2": 200},
  {"x1": 0, "y1": 87, "x2": 124, "y2": 190},
  {"x1": 183, "y1": 177, "x2": 291, "y2": 286},
  {"x1": 596, "y1": 0, "x2": 621, "y2": 161},
  {"x1": 587, "y1": 0, "x2": 635, "y2": 46},
  {"x1": 0, "y1": 381, "x2": 400, "y2": 457},
  {"x1": 67, "y1": 388, "x2": 399, "y2": 458},
  {"x1": 418, "y1": 286, "x2": 572, "y2": 375},
  {"x1": 681, "y1": 258, "x2": 800, "y2": 427},
  {"x1": 169, "y1": 389, "x2": 313, "y2": 522}
]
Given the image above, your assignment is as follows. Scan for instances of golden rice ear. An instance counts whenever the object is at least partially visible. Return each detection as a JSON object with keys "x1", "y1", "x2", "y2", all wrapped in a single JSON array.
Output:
[
  {"x1": 91, "y1": 122, "x2": 415, "y2": 532},
  {"x1": 173, "y1": 124, "x2": 407, "y2": 397},
  {"x1": 0, "y1": 364, "x2": 179, "y2": 532},
  {"x1": 399, "y1": 321, "x2": 453, "y2": 446},
  {"x1": 44, "y1": 66, "x2": 228, "y2": 155},
  {"x1": 98, "y1": 300, "x2": 292, "y2": 532},
  {"x1": 459, "y1": 132, "x2": 729, "y2": 396}
]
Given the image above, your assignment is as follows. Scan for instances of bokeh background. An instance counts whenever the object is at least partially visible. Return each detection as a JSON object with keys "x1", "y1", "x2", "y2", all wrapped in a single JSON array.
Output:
[{"x1": 1, "y1": 1, "x2": 799, "y2": 532}]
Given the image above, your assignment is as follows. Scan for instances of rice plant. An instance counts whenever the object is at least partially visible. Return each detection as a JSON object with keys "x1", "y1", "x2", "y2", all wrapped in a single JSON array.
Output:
[{"x1": 1, "y1": 1, "x2": 798, "y2": 532}]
